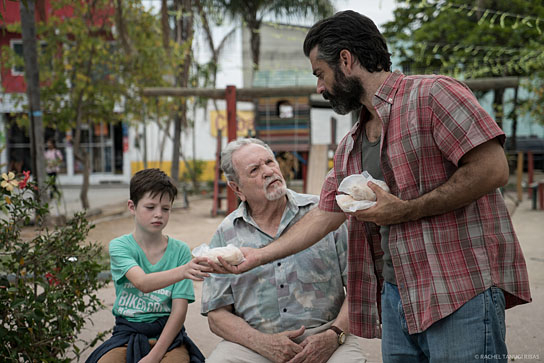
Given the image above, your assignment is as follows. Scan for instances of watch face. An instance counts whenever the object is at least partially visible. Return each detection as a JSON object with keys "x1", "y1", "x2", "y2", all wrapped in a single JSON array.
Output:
[{"x1": 339, "y1": 332, "x2": 346, "y2": 345}]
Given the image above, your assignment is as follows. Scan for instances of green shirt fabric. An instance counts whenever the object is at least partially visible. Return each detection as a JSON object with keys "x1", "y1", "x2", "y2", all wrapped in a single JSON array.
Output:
[{"x1": 109, "y1": 234, "x2": 195, "y2": 323}]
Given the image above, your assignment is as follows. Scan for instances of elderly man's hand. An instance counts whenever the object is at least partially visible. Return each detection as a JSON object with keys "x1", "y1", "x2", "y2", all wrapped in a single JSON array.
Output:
[
  {"x1": 212, "y1": 247, "x2": 262, "y2": 274},
  {"x1": 348, "y1": 181, "x2": 410, "y2": 226},
  {"x1": 287, "y1": 330, "x2": 338, "y2": 363},
  {"x1": 259, "y1": 326, "x2": 305, "y2": 362}
]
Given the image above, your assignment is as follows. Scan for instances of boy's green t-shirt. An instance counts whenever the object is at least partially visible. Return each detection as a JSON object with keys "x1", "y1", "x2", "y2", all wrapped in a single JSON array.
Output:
[{"x1": 109, "y1": 234, "x2": 195, "y2": 323}]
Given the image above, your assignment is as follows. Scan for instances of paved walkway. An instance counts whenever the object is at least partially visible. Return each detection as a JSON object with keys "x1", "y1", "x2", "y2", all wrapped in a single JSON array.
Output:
[{"x1": 67, "y1": 185, "x2": 543, "y2": 362}]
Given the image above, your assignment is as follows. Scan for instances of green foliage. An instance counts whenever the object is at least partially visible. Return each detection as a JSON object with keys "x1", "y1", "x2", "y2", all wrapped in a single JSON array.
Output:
[
  {"x1": 181, "y1": 159, "x2": 205, "y2": 183},
  {"x1": 520, "y1": 77, "x2": 544, "y2": 125},
  {"x1": 383, "y1": 0, "x2": 544, "y2": 78},
  {"x1": 0, "y1": 173, "x2": 108, "y2": 362},
  {"x1": 0, "y1": 0, "x2": 182, "y2": 131},
  {"x1": 209, "y1": 0, "x2": 334, "y2": 24}
]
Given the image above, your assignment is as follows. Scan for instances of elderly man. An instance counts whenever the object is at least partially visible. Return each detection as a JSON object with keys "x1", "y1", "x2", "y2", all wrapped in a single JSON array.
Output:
[{"x1": 201, "y1": 138, "x2": 366, "y2": 363}]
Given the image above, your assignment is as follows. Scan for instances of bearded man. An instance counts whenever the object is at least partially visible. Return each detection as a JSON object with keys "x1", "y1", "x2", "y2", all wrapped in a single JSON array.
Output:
[{"x1": 216, "y1": 11, "x2": 531, "y2": 363}]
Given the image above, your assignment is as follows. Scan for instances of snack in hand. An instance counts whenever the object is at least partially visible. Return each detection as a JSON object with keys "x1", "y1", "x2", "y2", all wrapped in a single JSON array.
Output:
[
  {"x1": 192, "y1": 244, "x2": 245, "y2": 266},
  {"x1": 335, "y1": 171, "x2": 390, "y2": 212}
]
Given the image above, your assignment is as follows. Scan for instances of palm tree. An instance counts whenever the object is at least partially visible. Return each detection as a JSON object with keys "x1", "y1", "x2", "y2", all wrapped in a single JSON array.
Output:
[{"x1": 210, "y1": 0, "x2": 334, "y2": 78}]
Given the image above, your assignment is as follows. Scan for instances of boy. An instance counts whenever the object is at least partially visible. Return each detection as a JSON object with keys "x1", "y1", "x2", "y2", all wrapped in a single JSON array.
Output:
[{"x1": 87, "y1": 169, "x2": 210, "y2": 363}]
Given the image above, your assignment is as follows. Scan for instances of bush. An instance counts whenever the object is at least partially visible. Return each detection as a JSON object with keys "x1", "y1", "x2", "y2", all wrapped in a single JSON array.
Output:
[
  {"x1": 181, "y1": 159, "x2": 206, "y2": 193},
  {"x1": 0, "y1": 171, "x2": 109, "y2": 362}
]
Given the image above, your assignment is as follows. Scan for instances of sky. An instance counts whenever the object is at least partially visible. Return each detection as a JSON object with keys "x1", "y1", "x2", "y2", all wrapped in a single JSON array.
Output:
[
  {"x1": 334, "y1": 0, "x2": 398, "y2": 30},
  {"x1": 142, "y1": 0, "x2": 400, "y2": 87}
]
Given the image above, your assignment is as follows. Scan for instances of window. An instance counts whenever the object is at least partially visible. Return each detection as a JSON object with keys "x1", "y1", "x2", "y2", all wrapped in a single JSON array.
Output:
[
  {"x1": 10, "y1": 39, "x2": 48, "y2": 76},
  {"x1": 73, "y1": 122, "x2": 123, "y2": 174},
  {"x1": 277, "y1": 100, "x2": 294, "y2": 119},
  {"x1": 10, "y1": 40, "x2": 24, "y2": 75}
]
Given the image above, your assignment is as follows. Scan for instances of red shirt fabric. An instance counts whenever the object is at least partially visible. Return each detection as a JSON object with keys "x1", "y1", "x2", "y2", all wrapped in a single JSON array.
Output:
[{"x1": 319, "y1": 71, "x2": 531, "y2": 338}]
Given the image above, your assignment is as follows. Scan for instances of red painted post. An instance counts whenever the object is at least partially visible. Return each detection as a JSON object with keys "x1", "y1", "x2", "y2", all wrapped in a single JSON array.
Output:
[
  {"x1": 226, "y1": 85, "x2": 237, "y2": 213},
  {"x1": 211, "y1": 130, "x2": 222, "y2": 217},
  {"x1": 527, "y1": 152, "x2": 534, "y2": 198},
  {"x1": 539, "y1": 182, "x2": 544, "y2": 211}
]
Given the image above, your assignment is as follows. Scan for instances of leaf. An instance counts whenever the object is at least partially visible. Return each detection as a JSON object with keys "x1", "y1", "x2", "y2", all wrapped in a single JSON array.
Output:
[{"x1": 500, "y1": 13, "x2": 507, "y2": 28}]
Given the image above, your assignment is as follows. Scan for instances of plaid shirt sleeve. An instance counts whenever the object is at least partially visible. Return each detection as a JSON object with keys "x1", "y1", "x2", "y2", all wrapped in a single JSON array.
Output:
[
  {"x1": 318, "y1": 169, "x2": 343, "y2": 213},
  {"x1": 429, "y1": 77, "x2": 505, "y2": 167}
]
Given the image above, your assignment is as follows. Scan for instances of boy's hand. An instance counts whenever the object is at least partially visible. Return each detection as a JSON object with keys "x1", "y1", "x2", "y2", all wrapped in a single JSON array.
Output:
[{"x1": 181, "y1": 256, "x2": 213, "y2": 281}]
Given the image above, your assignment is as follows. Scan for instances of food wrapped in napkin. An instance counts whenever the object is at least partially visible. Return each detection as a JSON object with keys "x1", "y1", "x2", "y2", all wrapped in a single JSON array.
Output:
[
  {"x1": 335, "y1": 171, "x2": 390, "y2": 212},
  {"x1": 192, "y1": 243, "x2": 245, "y2": 266}
]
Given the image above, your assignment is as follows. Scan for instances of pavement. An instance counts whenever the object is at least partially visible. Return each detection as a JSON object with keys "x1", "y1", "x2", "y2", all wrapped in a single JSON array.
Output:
[{"x1": 55, "y1": 183, "x2": 544, "y2": 362}]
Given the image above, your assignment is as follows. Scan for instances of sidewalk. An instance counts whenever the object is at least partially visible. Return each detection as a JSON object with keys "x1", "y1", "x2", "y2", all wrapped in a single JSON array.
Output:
[
  {"x1": 71, "y1": 185, "x2": 542, "y2": 362},
  {"x1": 51, "y1": 184, "x2": 130, "y2": 221}
]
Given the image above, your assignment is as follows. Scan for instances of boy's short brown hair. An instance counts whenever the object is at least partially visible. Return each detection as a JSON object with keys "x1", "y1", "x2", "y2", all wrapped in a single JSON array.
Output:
[{"x1": 129, "y1": 168, "x2": 178, "y2": 206}]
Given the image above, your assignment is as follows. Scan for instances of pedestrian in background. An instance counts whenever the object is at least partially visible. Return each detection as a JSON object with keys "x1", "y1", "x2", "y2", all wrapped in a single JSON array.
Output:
[{"x1": 44, "y1": 138, "x2": 63, "y2": 199}]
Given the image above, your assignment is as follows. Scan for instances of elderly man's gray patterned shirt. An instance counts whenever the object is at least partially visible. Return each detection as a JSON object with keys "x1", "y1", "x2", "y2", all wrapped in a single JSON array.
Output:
[{"x1": 201, "y1": 189, "x2": 348, "y2": 334}]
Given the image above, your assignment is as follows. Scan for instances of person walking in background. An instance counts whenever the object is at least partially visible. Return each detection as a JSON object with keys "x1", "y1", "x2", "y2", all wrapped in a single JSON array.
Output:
[
  {"x1": 215, "y1": 11, "x2": 531, "y2": 363},
  {"x1": 44, "y1": 138, "x2": 63, "y2": 199}
]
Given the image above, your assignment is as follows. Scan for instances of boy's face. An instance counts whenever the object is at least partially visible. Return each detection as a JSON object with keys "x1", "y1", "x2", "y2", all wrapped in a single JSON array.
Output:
[{"x1": 128, "y1": 192, "x2": 172, "y2": 234}]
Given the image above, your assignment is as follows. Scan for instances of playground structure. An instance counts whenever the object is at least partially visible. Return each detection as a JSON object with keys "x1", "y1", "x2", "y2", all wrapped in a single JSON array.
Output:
[{"x1": 142, "y1": 85, "x2": 326, "y2": 216}]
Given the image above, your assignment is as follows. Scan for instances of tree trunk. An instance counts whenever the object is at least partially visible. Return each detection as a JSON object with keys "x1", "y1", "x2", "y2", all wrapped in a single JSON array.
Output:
[
  {"x1": 161, "y1": 0, "x2": 170, "y2": 51},
  {"x1": 511, "y1": 86, "x2": 519, "y2": 151},
  {"x1": 172, "y1": 112, "x2": 182, "y2": 181},
  {"x1": 20, "y1": 0, "x2": 48, "y2": 203},
  {"x1": 247, "y1": 15, "x2": 262, "y2": 85},
  {"x1": 79, "y1": 152, "x2": 90, "y2": 209},
  {"x1": 114, "y1": 0, "x2": 133, "y2": 55},
  {"x1": 72, "y1": 132, "x2": 90, "y2": 210},
  {"x1": 171, "y1": 0, "x2": 193, "y2": 183},
  {"x1": 493, "y1": 88, "x2": 505, "y2": 130},
  {"x1": 71, "y1": 86, "x2": 90, "y2": 209}
]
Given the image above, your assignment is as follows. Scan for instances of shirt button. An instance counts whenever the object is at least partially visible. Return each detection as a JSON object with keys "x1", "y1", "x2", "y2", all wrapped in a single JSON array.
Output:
[
  {"x1": 277, "y1": 262, "x2": 281, "y2": 266},
  {"x1": 280, "y1": 284, "x2": 284, "y2": 288},
  {"x1": 283, "y1": 308, "x2": 287, "y2": 312},
  {"x1": 388, "y1": 98, "x2": 393, "y2": 102}
]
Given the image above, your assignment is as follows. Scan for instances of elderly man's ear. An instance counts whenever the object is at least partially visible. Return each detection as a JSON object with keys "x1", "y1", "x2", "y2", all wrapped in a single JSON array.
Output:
[{"x1": 228, "y1": 181, "x2": 246, "y2": 201}]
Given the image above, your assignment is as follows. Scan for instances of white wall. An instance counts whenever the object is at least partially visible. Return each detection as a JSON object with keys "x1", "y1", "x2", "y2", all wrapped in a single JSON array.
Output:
[{"x1": 310, "y1": 108, "x2": 353, "y2": 146}]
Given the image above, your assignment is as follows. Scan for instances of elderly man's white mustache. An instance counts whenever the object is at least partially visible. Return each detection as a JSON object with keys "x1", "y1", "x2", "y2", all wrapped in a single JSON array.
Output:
[{"x1": 264, "y1": 175, "x2": 283, "y2": 188}]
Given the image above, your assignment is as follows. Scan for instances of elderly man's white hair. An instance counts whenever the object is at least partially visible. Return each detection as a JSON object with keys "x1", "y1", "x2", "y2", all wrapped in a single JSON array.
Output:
[{"x1": 221, "y1": 138, "x2": 275, "y2": 184}]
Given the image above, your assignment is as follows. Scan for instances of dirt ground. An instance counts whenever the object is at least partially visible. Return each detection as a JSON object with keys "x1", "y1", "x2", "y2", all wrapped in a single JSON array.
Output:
[
  {"x1": 77, "y1": 196, "x2": 381, "y2": 362},
  {"x1": 77, "y1": 195, "x2": 543, "y2": 363}
]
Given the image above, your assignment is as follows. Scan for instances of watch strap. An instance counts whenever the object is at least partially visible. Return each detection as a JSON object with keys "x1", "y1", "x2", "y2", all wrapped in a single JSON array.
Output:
[
  {"x1": 327, "y1": 325, "x2": 343, "y2": 335},
  {"x1": 327, "y1": 325, "x2": 345, "y2": 345}
]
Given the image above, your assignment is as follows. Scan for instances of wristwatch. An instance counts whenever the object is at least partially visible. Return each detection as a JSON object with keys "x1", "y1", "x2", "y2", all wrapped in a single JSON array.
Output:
[{"x1": 327, "y1": 325, "x2": 346, "y2": 345}]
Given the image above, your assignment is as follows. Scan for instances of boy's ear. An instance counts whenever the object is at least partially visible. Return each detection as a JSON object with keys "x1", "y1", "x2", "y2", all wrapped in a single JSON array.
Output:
[
  {"x1": 127, "y1": 200, "x2": 136, "y2": 215},
  {"x1": 228, "y1": 181, "x2": 246, "y2": 202}
]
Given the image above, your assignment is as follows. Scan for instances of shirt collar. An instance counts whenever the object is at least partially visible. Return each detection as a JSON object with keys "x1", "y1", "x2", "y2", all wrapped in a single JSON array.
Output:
[
  {"x1": 345, "y1": 71, "x2": 405, "y2": 139},
  {"x1": 232, "y1": 189, "x2": 315, "y2": 227},
  {"x1": 373, "y1": 71, "x2": 404, "y2": 106}
]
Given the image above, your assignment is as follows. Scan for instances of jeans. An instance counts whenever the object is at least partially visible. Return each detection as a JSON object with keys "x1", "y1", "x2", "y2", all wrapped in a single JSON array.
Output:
[{"x1": 381, "y1": 282, "x2": 507, "y2": 363}]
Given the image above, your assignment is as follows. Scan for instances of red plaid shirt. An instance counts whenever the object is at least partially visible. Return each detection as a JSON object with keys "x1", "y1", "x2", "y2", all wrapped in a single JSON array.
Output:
[{"x1": 319, "y1": 72, "x2": 531, "y2": 338}]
